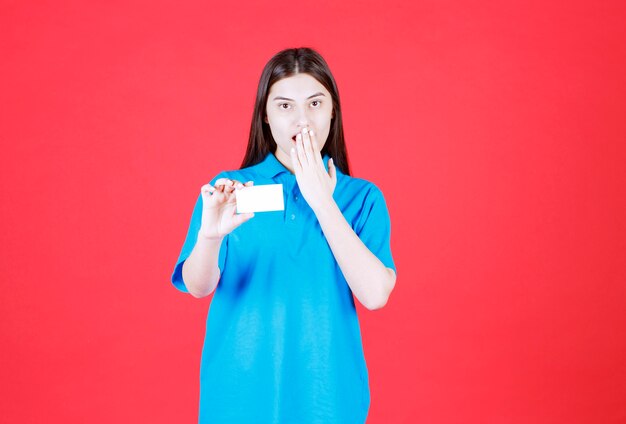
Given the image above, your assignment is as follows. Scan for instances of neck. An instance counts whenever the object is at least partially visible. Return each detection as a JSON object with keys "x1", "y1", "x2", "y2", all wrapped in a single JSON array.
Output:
[{"x1": 274, "y1": 148, "x2": 295, "y2": 174}]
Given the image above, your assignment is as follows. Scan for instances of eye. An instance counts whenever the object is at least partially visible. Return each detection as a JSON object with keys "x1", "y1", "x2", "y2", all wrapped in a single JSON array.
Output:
[
  {"x1": 311, "y1": 100, "x2": 321, "y2": 107},
  {"x1": 279, "y1": 103, "x2": 290, "y2": 110}
]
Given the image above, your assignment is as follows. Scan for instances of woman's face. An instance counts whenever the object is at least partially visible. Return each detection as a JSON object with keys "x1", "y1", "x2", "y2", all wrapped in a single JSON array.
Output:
[{"x1": 265, "y1": 73, "x2": 334, "y2": 169}]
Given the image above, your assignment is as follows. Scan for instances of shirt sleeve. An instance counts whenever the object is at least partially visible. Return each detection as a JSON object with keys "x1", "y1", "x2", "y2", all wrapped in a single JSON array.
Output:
[
  {"x1": 170, "y1": 173, "x2": 229, "y2": 293},
  {"x1": 354, "y1": 184, "x2": 397, "y2": 274}
]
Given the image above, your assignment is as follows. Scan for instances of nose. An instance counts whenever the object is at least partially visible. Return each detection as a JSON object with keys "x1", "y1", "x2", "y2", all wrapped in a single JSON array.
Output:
[{"x1": 295, "y1": 108, "x2": 311, "y2": 129}]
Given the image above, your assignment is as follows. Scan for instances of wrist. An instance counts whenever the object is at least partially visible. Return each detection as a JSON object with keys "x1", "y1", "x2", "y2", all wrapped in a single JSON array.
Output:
[
  {"x1": 197, "y1": 229, "x2": 225, "y2": 243},
  {"x1": 312, "y1": 195, "x2": 339, "y2": 219}
]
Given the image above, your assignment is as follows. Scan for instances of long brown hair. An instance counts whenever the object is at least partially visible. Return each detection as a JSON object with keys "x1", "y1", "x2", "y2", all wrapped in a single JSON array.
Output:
[{"x1": 240, "y1": 47, "x2": 351, "y2": 176}]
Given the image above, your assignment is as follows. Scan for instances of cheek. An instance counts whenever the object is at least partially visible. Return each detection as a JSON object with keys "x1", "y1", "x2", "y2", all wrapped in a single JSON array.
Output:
[
  {"x1": 322, "y1": 117, "x2": 333, "y2": 135},
  {"x1": 315, "y1": 110, "x2": 333, "y2": 129},
  {"x1": 267, "y1": 115, "x2": 287, "y2": 133},
  {"x1": 317, "y1": 124, "x2": 332, "y2": 146}
]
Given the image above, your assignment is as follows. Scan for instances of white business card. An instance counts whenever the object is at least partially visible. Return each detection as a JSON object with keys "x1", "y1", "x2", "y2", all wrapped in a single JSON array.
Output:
[{"x1": 235, "y1": 184, "x2": 284, "y2": 213}]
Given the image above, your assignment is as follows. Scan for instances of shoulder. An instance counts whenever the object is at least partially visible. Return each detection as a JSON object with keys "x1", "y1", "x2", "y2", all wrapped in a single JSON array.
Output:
[
  {"x1": 336, "y1": 173, "x2": 393, "y2": 236},
  {"x1": 336, "y1": 172, "x2": 386, "y2": 202}
]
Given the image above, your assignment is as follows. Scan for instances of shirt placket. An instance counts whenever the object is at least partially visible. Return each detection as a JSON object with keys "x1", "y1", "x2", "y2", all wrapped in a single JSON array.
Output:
[{"x1": 281, "y1": 176, "x2": 300, "y2": 226}]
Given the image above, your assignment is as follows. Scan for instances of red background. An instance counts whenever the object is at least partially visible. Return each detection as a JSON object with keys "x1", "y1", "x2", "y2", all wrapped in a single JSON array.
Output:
[{"x1": 1, "y1": 0, "x2": 625, "y2": 422}]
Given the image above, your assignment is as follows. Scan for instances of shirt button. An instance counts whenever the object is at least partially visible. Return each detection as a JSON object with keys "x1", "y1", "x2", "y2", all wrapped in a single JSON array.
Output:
[
  {"x1": 290, "y1": 214, "x2": 296, "y2": 220},
  {"x1": 294, "y1": 195, "x2": 299, "y2": 201}
]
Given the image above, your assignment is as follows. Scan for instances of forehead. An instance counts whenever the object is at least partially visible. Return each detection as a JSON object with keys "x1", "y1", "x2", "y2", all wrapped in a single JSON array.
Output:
[{"x1": 268, "y1": 73, "x2": 330, "y2": 99}]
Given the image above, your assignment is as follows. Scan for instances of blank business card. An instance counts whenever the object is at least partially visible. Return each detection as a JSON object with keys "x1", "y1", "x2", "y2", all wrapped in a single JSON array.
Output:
[{"x1": 235, "y1": 184, "x2": 284, "y2": 213}]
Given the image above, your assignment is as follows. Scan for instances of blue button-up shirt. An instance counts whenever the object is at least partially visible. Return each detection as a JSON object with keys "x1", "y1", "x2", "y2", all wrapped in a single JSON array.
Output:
[{"x1": 172, "y1": 152, "x2": 396, "y2": 423}]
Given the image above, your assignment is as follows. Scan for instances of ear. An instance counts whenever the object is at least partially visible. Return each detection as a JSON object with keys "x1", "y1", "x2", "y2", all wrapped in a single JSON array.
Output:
[{"x1": 264, "y1": 115, "x2": 268, "y2": 123}]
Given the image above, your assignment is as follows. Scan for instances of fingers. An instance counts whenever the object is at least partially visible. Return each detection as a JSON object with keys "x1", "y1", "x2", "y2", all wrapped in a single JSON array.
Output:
[
  {"x1": 296, "y1": 128, "x2": 322, "y2": 169},
  {"x1": 301, "y1": 128, "x2": 315, "y2": 165},
  {"x1": 206, "y1": 179, "x2": 232, "y2": 195},
  {"x1": 224, "y1": 180, "x2": 248, "y2": 203},
  {"x1": 290, "y1": 146, "x2": 302, "y2": 174},
  {"x1": 328, "y1": 157, "x2": 336, "y2": 181},
  {"x1": 214, "y1": 178, "x2": 233, "y2": 188},
  {"x1": 202, "y1": 179, "x2": 253, "y2": 207},
  {"x1": 201, "y1": 183, "x2": 216, "y2": 196},
  {"x1": 295, "y1": 132, "x2": 308, "y2": 167},
  {"x1": 202, "y1": 183, "x2": 226, "y2": 198},
  {"x1": 307, "y1": 129, "x2": 322, "y2": 167},
  {"x1": 211, "y1": 178, "x2": 250, "y2": 194},
  {"x1": 201, "y1": 184, "x2": 227, "y2": 208},
  {"x1": 328, "y1": 157, "x2": 337, "y2": 192}
]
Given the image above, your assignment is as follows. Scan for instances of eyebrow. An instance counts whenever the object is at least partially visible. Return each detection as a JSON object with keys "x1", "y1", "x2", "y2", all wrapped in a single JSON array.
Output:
[{"x1": 272, "y1": 92, "x2": 326, "y2": 101}]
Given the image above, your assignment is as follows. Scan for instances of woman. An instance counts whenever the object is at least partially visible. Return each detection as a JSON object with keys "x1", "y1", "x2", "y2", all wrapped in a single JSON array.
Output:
[{"x1": 172, "y1": 47, "x2": 397, "y2": 423}]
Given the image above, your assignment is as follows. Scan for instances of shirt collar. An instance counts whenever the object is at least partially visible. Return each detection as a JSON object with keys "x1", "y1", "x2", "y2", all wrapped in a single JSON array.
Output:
[{"x1": 257, "y1": 151, "x2": 332, "y2": 178}]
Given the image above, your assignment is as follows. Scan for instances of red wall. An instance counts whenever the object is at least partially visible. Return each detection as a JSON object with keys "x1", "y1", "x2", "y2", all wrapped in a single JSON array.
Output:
[{"x1": 1, "y1": 1, "x2": 625, "y2": 422}]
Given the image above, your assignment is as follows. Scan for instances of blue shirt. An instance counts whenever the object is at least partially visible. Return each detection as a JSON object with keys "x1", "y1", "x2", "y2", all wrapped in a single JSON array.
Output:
[{"x1": 172, "y1": 152, "x2": 396, "y2": 423}]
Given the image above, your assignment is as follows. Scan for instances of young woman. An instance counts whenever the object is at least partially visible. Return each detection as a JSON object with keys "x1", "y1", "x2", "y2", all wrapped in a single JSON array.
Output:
[{"x1": 172, "y1": 47, "x2": 397, "y2": 423}]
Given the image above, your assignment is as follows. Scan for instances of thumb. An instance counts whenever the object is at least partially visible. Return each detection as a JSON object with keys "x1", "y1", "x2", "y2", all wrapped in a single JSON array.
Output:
[{"x1": 233, "y1": 211, "x2": 255, "y2": 226}]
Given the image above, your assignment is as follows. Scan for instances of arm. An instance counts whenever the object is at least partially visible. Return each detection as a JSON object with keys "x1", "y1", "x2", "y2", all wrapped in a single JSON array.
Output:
[
  {"x1": 182, "y1": 235, "x2": 223, "y2": 298},
  {"x1": 290, "y1": 127, "x2": 396, "y2": 310},
  {"x1": 314, "y1": 201, "x2": 396, "y2": 310},
  {"x1": 180, "y1": 178, "x2": 254, "y2": 298}
]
